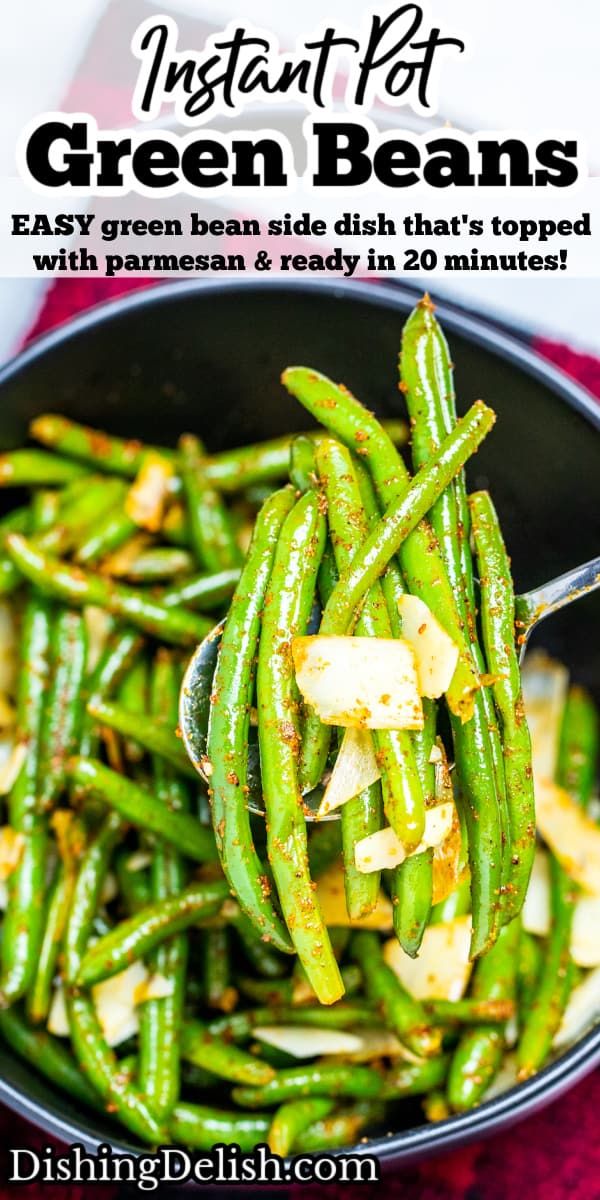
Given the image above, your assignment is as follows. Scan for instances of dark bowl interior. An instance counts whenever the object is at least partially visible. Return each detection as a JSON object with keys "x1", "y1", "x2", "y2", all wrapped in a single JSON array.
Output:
[{"x1": 0, "y1": 279, "x2": 599, "y2": 1167}]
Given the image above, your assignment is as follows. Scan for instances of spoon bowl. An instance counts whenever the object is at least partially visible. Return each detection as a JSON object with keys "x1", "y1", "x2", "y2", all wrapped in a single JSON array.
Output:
[{"x1": 179, "y1": 553, "x2": 600, "y2": 812}]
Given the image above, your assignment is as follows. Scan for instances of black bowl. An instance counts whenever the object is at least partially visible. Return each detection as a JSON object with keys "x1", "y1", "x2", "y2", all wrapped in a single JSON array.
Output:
[{"x1": 0, "y1": 279, "x2": 599, "y2": 1167}]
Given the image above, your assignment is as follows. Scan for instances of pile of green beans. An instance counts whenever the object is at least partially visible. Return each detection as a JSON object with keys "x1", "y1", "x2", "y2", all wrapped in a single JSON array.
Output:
[{"x1": 0, "y1": 296, "x2": 597, "y2": 1156}]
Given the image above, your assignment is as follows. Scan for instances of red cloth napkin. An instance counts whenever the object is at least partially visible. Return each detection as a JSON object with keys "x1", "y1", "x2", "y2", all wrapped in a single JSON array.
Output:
[{"x1": 2, "y1": 278, "x2": 598, "y2": 1199}]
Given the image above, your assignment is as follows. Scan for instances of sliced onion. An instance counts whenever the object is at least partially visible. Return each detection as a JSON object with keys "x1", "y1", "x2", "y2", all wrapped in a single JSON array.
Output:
[
  {"x1": 522, "y1": 651, "x2": 568, "y2": 784},
  {"x1": 293, "y1": 636, "x2": 424, "y2": 730},
  {"x1": 570, "y1": 896, "x2": 600, "y2": 967},
  {"x1": 338, "y1": 1027, "x2": 417, "y2": 1062},
  {"x1": 135, "y1": 972, "x2": 175, "y2": 1003},
  {"x1": 0, "y1": 825, "x2": 25, "y2": 880},
  {"x1": 253, "y1": 1025, "x2": 363, "y2": 1059},
  {"x1": 84, "y1": 606, "x2": 114, "y2": 672},
  {"x1": 92, "y1": 961, "x2": 148, "y2": 1048},
  {"x1": 100, "y1": 871, "x2": 118, "y2": 906},
  {"x1": 0, "y1": 695, "x2": 15, "y2": 730},
  {"x1": 125, "y1": 452, "x2": 174, "y2": 532},
  {"x1": 383, "y1": 915, "x2": 472, "y2": 1000},
  {"x1": 482, "y1": 1053, "x2": 518, "y2": 1101},
  {"x1": 101, "y1": 533, "x2": 151, "y2": 578},
  {"x1": 554, "y1": 965, "x2": 600, "y2": 1049},
  {"x1": 0, "y1": 741, "x2": 25, "y2": 796},
  {"x1": 431, "y1": 804, "x2": 465, "y2": 906},
  {"x1": 318, "y1": 729, "x2": 380, "y2": 817},
  {"x1": 535, "y1": 779, "x2": 600, "y2": 896},
  {"x1": 315, "y1": 861, "x2": 394, "y2": 930},
  {"x1": 0, "y1": 879, "x2": 8, "y2": 910},
  {"x1": 355, "y1": 802, "x2": 455, "y2": 874},
  {"x1": 397, "y1": 594, "x2": 459, "y2": 698},
  {"x1": 522, "y1": 849, "x2": 551, "y2": 937},
  {"x1": 126, "y1": 850, "x2": 152, "y2": 872},
  {"x1": 48, "y1": 985, "x2": 69, "y2": 1037}
]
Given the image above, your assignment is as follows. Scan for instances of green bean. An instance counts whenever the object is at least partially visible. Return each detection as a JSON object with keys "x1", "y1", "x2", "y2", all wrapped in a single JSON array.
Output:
[
  {"x1": 115, "y1": 656, "x2": 149, "y2": 764},
  {"x1": 38, "y1": 609, "x2": 88, "y2": 810},
  {"x1": 351, "y1": 931, "x2": 441, "y2": 1058},
  {"x1": 306, "y1": 820, "x2": 342, "y2": 880},
  {"x1": 61, "y1": 807, "x2": 164, "y2": 1141},
  {"x1": 87, "y1": 698, "x2": 195, "y2": 777},
  {"x1": 233, "y1": 1063, "x2": 384, "y2": 1108},
  {"x1": 67, "y1": 757, "x2": 218, "y2": 863},
  {"x1": 392, "y1": 706, "x2": 437, "y2": 956},
  {"x1": 76, "y1": 510, "x2": 138, "y2": 565},
  {"x1": 517, "y1": 684, "x2": 597, "y2": 1078},
  {"x1": 30, "y1": 414, "x2": 176, "y2": 478},
  {"x1": 423, "y1": 997, "x2": 515, "y2": 1026},
  {"x1": 138, "y1": 649, "x2": 190, "y2": 1121},
  {"x1": 290, "y1": 434, "x2": 319, "y2": 493},
  {"x1": 430, "y1": 878, "x2": 471, "y2": 924},
  {"x1": 206, "y1": 486, "x2": 296, "y2": 953},
  {"x1": 27, "y1": 864, "x2": 75, "y2": 1024},
  {"x1": 447, "y1": 917, "x2": 519, "y2": 1111},
  {"x1": 75, "y1": 878, "x2": 228, "y2": 986},
  {"x1": 63, "y1": 811, "x2": 124, "y2": 984},
  {"x1": 30, "y1": 489, "x2": 61, "y2": 532},
  {"x1": 161, "y1": 567, "x2": 241, "y2": 611},
  {"x1": 181, "y1": 1019, "x2": 274, "y2": 1085},
  {"x1": 202, "y1": 423, "x2": 408, "y2": 493},
  {"x1": 0, "y1": 1007, "x2": 101, "y2": 1111},
  {"x1": 78, "y1": 629, "x2": 144, "y2": 765},
  {"x1": 179, "y1": 434, "x2": 242, "y2": 572},
  {"x1": 558, "y1": 685, "x2": 599, "y2": 811},
  {"x1": 399, "y1": 306, "x2": 506, "y2": 948},
  {"x1": 203, "y1": 927, "x2": 236, "y2": 1011},
  {"x1": 294, "y1": 1101, "x2": 385, "y2": 1152},
  {"x1": 0, "y1": 595, "x2": 52, "y2": 1005},
  {"x1": 37, "y1": 478, "x2": 127, "y2": 557},
  {"x1": 470, "y1": 491, "x2": 536, "y2": 918},
  {"x1": 256, "y1": 492, "x2": 343, "y2": 1004},
  {"x1": 67, "y1": 992, "x2": 166, "y2": 1144},
  {"x1": 5, "y1": 534, "x2": 211, "y2": 646},
  {"x1": 317, "y1": 437, "x2": 423, "y2": 854},
  {"x1": 282, "y1": 369, "x2": 490, "y2": 722},
  {"x1": 229, "y1": 908, "x2": 288, "y2": 979},
  {"x1": 0, "y1": 449, "x2": 87, "y2": 486},
  {"x1": 268, "y1": 1097, "x2": 334, "y2": 1155},
  {"x1": 169, "y1": 1104, "x2": 271, "y2": 1151},
  {"x1": 108, "y1": 546, "x2": 194, "y2": 584},
  {"x1": 0, "y1": 507, "x2": 32, "y2": 595},
  {"x1": 218, "y1": 1004, "x2": 376, "y2": 1041},
  {"x1": 517, "y1": 930, "x2": 544, "y2": 1018},
  {"x1": 382, "y1": 1055, "x2": 449, "y2": 1099},
  {"x1": 115, "y1": 847, "x2": 152, "y2": 914}
]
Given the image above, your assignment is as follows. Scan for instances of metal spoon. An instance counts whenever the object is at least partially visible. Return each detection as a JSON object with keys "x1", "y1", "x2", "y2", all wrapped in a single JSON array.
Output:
[{"x1": 180, "y1": 553, "x2": 600, "y2": 816}]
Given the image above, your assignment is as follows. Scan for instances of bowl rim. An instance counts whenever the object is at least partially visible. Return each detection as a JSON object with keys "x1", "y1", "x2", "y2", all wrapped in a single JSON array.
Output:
[{"x1": 0, "y1": 276, "x2": 599, "y2": 1166}]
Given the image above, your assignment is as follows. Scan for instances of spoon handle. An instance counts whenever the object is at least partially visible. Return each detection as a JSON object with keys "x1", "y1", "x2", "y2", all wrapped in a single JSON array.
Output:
[{"x1": 515, "y1": 554, "x2": 600, "y2": 634}]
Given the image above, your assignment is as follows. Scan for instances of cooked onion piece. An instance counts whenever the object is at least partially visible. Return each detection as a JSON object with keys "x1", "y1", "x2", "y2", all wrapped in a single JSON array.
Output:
[
  {"x1": 383, "y1": 916, "x2": 472, "y2": 1000},
  {"x1": 535, "y1": 779, "x2": 600, "y2": 897},
  {"x1": 318, "y1": 728, "x2": 380, "y2": 817},
  {"x1": 125, "y1": 452, "x2": 174, "y2": 532},
  {"x1": 554, "y1": 966, "x2": 600, "y2": 1049},
  {"x1": 355, "y1": 802, "x2": 455, "y2": 874},
  {"x1": 522, "y1": 849, "x2": 551, "y2": 937},
  {"x1": 293, "y1": 636, "x2": 424, "y2": 730},
  {"x1": 522, "y1": 651, "x2": 568, "y2": 785},
  {"x1": 253, "y1": 1025, "x2": 363, "y2": 1059},
  {"x1": 315, "y1": 861, "x2": 393, "y2": 930},
  {"x1": 397, "y1": 594, "x2": 459, "y2": 698}
]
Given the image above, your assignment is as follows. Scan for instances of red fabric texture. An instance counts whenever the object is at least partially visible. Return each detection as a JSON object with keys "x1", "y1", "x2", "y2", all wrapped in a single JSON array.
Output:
[{"x1": 3, "y1": 277, "x2": 599, "y2": 1198}]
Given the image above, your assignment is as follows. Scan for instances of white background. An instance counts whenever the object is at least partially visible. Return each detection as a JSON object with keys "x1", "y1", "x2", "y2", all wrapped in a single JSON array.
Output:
[{"x1": 0, "y1": 0, "x2": 598, "y2": 362}]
